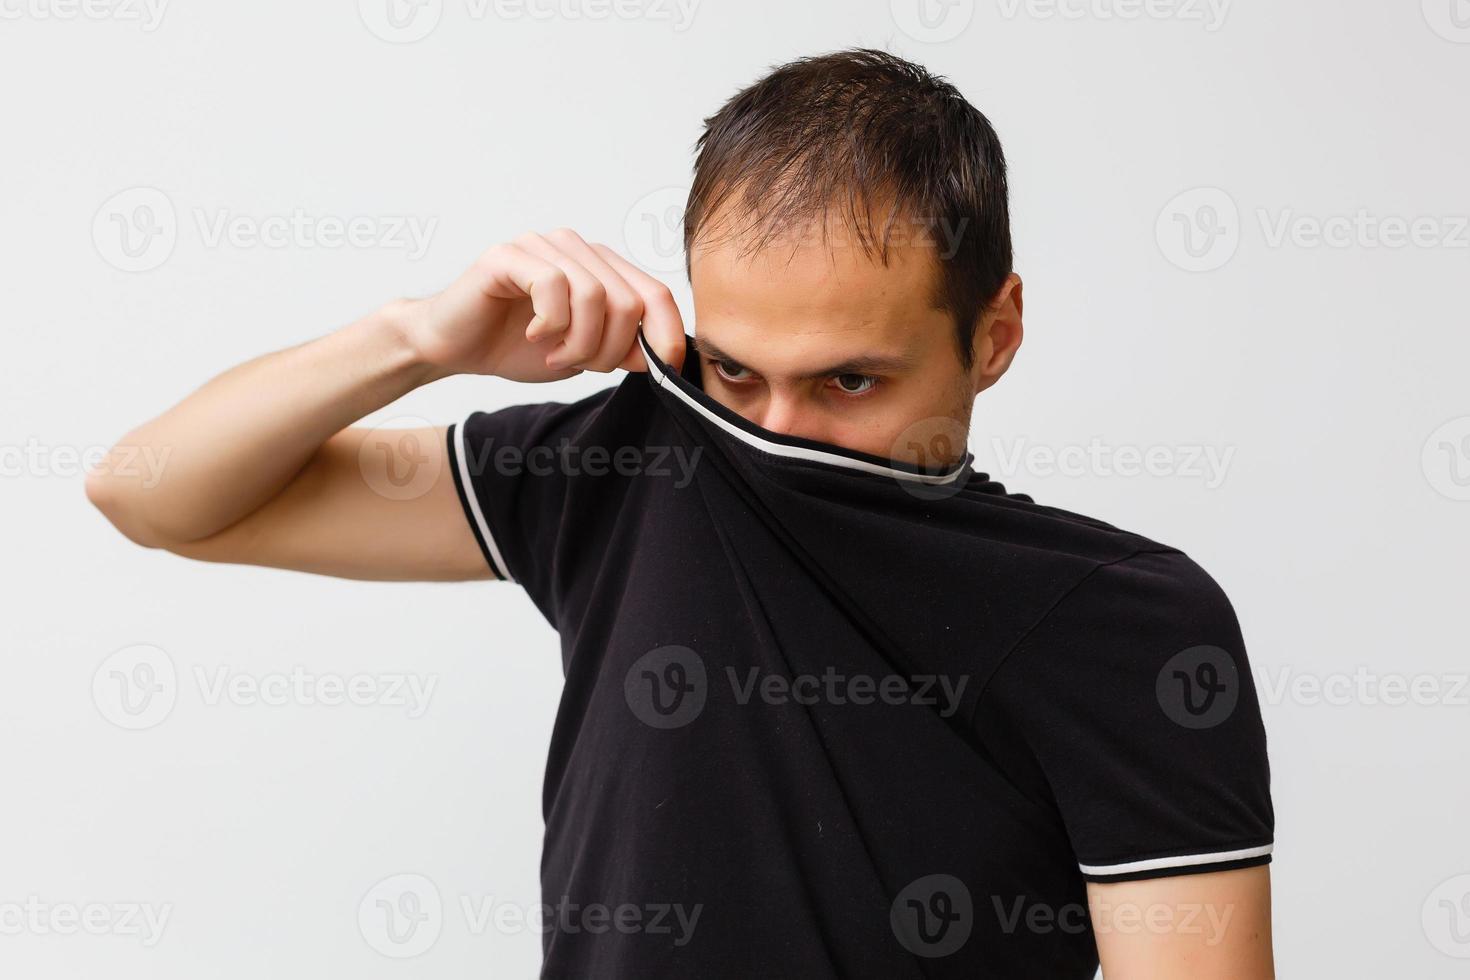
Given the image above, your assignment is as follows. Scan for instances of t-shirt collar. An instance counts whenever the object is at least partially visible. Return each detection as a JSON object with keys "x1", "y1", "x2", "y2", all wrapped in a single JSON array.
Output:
[{"x1": 636, "y1": 329, "x2": 973, "y2": 487}]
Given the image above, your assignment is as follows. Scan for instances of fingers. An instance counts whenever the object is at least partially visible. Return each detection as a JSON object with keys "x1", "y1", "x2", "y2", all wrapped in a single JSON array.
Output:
[
  {"x1": 591, "y1": 244, "x2": 687, "y2": 373},
  {"x1": 543, "y1": 229, "x2": 644, "y2": 373},
  {"x1": 471, "y1": 243, "x2": 571, "y2": 342},
  {"x1": 495, "y1": 228, "x2": 685, "y2": 375},
  {"x1": 512, "y1": 231, "x2": 609, "y2": 372}
]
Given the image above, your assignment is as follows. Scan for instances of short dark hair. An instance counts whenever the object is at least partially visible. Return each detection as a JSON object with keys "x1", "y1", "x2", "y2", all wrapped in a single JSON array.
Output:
[{"x1": 684, "y1": 48, "x2": 1012, "y2": 368}]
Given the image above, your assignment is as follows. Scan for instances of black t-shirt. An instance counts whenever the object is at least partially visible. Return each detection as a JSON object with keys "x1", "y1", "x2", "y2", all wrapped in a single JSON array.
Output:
[{"x1": 446, "y1": 334, "x2": 1273, "y2": 979}]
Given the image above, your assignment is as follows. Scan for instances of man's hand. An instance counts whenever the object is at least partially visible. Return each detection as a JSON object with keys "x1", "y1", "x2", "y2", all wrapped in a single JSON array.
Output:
[
  {"x1": 402, "y1": 228, "x2": 686, "y2": 382},
  {"x1": 86, "y1": 230, "x2": 682, "y2": 581}
]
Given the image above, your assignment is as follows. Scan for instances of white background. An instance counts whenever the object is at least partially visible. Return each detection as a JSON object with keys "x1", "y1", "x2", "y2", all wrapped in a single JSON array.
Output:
[{"x1": 3, "y1": 0, "x2": 1468, "y2": 976}]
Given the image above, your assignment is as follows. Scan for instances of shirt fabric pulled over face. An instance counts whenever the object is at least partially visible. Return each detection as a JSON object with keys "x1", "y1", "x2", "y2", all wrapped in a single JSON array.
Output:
[{"x1": 446, "y1": 333, "x2": 1274, "y2": 979}]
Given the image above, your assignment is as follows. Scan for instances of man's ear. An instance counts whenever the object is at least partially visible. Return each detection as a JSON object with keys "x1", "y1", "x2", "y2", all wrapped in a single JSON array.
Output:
[{"x1": 971, "y1": 273, "x2": 1024, "y2": 395}]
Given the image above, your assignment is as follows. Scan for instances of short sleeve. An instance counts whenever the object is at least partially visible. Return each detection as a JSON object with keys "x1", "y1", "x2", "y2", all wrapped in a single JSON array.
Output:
[
  {"x1": 446, "y1": 390, "x2": 615, "y2": 596},
  {"x1": 974, "y1": 549, "x2": 1274, "y2": 883}
]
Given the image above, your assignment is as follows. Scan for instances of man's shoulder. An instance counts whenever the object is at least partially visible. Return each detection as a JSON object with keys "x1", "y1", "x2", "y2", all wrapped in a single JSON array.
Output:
[
  {"x1": 455, "y1": 375, "x2": 663, "y2": 470},
  {"x1": 1015, "y1": 536, "x2": 1242, "y2": 671},
  {"x1": 956, "y1": 485, "x2": 1238, "y2": 638},
  {"x1": 952, "y1": 475, "x2": 1180, "y2": 571}
]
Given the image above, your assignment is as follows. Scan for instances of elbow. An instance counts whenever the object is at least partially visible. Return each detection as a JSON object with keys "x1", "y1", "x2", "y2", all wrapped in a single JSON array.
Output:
[{"x1": 85, "y1": 466, "x2": 167, "y2": 550}]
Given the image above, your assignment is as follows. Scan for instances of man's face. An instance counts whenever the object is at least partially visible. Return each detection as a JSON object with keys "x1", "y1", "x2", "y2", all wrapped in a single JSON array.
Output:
[{"x1": 688, "y1": 216, "x2": 1018, "y2": 468}]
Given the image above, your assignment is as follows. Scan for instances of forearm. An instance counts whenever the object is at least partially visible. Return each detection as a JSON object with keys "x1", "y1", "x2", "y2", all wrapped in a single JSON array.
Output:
[
  {"x1": 87, "y1": 301, "x2": 439, "y2": 546},
  {"x1": 87, "y1": 230, "x2": 681, "y2": 578}
]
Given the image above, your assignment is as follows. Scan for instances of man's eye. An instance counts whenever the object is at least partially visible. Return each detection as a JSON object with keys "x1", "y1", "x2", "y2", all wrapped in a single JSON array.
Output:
[
  {"x1": 715, "y1": 360, "x2": 754, "y2": 382},
  {"x1": 833, "y1": 373, "x2": 877, "y2": 395}
]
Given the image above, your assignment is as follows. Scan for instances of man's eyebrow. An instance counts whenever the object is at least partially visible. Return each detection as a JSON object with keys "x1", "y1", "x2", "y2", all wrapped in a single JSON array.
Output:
[
  {"x1": 802, "y1": 352, "x2": 917, "y2": 378},
  {"x1": 692, "y1": 336, "x2": 917, "y2": 378},
  {"x1": 691, "y1": 336, "x2": 744, "y2": 367}
]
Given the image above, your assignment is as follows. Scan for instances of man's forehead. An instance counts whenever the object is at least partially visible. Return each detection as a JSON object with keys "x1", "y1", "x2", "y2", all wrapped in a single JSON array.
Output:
[
  {"x1": 689, "y1": 210, "x2": 941, "y2": 282},
  {"x1": 690, "y1": 328, "x2": 922, "y2": 379},
  {"x1": 686, "y1": 207, "x2": 954, "y2": 374},
  {"x1": 690, "y1": 226, "x2": 943, "y2": 325}
]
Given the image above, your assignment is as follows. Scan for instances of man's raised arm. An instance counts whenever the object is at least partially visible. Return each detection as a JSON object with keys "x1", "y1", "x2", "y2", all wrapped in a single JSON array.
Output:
[{"x1": 84, "y1": 230, "x2": 685, "y2": 581}]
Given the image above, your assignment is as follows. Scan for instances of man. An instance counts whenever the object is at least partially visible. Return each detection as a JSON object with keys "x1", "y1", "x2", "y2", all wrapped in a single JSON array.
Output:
[{"x1": 88, "y1": 49, "x2": 1274, "y2": 978}]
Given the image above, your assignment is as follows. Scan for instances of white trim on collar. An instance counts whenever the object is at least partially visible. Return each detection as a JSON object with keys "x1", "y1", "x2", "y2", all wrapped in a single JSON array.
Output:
[{"x1": 639, "y1": 333, "x2": 971, "y2": 487}]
